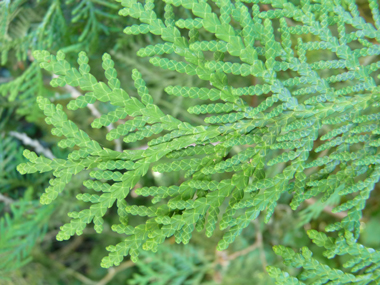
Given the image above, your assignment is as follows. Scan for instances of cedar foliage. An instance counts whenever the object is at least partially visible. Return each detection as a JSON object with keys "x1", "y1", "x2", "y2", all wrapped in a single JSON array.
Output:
[{"x1": 3, "y1": 0, "x2": 380, "y2": 283}]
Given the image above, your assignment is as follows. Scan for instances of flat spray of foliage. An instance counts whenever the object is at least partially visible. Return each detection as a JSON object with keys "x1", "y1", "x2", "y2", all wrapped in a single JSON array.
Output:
[{"x1": 17, "y1": 0, "x2": 380, "y2": 283}]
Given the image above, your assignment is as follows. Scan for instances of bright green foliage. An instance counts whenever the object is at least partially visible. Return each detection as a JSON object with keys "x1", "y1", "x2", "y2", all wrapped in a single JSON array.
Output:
[{"x1": 17, "y1": 0, "x2": 380, "y2": 281}]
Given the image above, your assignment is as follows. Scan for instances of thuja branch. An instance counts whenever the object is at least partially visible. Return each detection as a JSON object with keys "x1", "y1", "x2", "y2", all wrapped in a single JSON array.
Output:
[
  {"x1": 53, "y1": 74, "x2": 122, "y2": 152},
  {"x1": 17, "y1": 1, "x2": 380, "y2": 282}
]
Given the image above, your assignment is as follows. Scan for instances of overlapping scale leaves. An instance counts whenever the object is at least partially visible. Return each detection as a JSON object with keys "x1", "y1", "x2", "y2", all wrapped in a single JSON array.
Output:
[
  {"x1": 17, "y1": 0, "x2": 380, "y2": 280},
  {"x1": 269, "y1": 230, "x2": 380, "y2": 284}
]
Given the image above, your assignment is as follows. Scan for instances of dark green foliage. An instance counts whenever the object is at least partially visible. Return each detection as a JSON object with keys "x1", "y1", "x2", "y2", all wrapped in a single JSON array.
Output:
[
  {"x1": 130, "y1": 244, "x2": 210, "y2": 284},
  {"x1": 0, "y1": 0, "x2": 123, "y2": 122},
  {"x1": 0, "y1": 190, "x2": 53, "y2": 277},
  {"x1": 0, "y1": 109, "x2": 54, "y2": 278},
  {"x1": 269, "y1": 230, "x2": 380, "y2": 284}
]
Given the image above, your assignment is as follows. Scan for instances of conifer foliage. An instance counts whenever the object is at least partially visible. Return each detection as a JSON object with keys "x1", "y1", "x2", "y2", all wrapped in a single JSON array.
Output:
[{"x1": 18, "y1": 0, "x2": 380, "y2": 282}]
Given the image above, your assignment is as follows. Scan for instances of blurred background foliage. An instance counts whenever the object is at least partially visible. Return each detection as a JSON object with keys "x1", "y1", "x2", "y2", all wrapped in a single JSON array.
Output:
[{"x1": 0, "y1": 0, "x2": 379, "y2": 284}]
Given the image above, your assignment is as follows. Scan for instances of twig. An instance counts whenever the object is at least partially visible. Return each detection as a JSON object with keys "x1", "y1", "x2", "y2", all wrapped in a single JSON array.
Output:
[
  {"x1": 0, "y1": 193, "x2": 14, "y2": 205},
  {"x1": 132, "y1": 141, "x2": 221, "y2": 151},
  {"x1": 96, "y1": 261, "x2": 135, "y2": 285},
  {"x1": 64, "y1": 267, "x2": 96, "y2": 285},
  {"x1": 55, "y1": 235, "x2": 85, "y2": 259},
  {"x1": 0, "y1": 77, "x2": 13, "y2": 84},
  {"x1": 49, "y1": 258, "x2": 135, "y2": 285},
  {"x1": 228, "y1": 220, "x2": 267, "y2": 269},
  {"x1": 251, "y1": 76, "x2": 258, "y2": 107},
  {"x1": 305, "y1": 198, "x2": 347, "y2": 219},
  {"x1": 39, "y1": 255, "x2": 97, "y2": 285},
  {"x1": 68, "y1": 261, "x2": 135, "y2": 285},
  {"x1": 213, "y1": 219, "x2": 267, "y2": 283},
  {"x1": 9, "y1": 131, "x2": 55, "y2": 159},
  {"x1": 253, "y1": 219, "x2": 267, "y2": 271},
  {"x1": 227, "y1": 242, "x2": 259, "y2": 261},
  {"x1": 63, "y1": 83, "x2": 102, "y2": 118}
]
